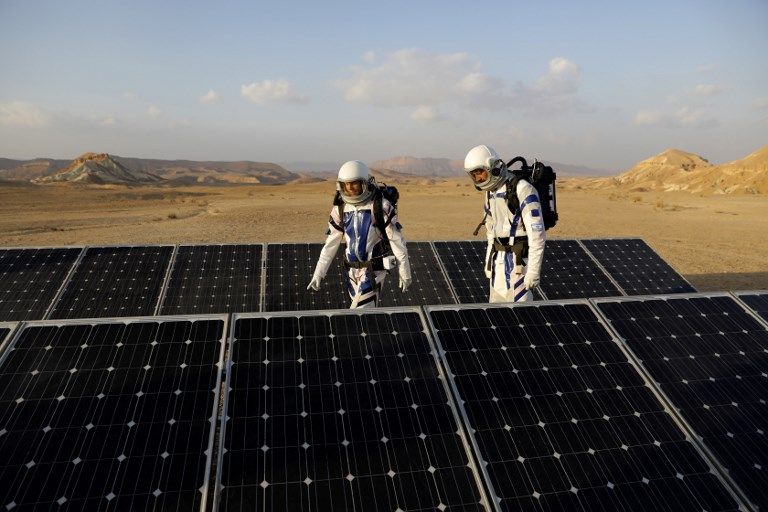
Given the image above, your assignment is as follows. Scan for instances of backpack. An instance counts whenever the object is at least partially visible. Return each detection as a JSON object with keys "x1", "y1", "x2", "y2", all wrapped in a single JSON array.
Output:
[
  {"x1": 333, "y1": 181, "x2": 399, "y2": 252},
  {"x1": 473, "y1": 156, "x2": 558, "y2": 235}
]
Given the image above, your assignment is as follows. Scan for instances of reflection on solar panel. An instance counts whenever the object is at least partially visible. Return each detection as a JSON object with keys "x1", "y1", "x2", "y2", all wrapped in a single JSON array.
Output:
[
  {"x1": 735, "y1": 291, "x2": 768, "y2": 324},
  {"x1": 48, "y1": 246, "x2": 174, "y2": 319},
  {"x1": 216, "y1": 309, "x2": 489, "y2": 511},
  {"x1": 537, "y1": 240, "x2": 622, "y2": 300},
  {"x1": 427, "y1": 301, "x2": 740, "y2": 512},
  {"x1": 0, "y1": 248, "x2": 82, "y2": 321},
  {"x1": 264, "y1": 243, "x2": 348, "y2": 312},
  {"x1": 582, "y1": 239, "x2": 696, "y2": 295},
  {"x1": 378, "y1": 242, "x2": 456, "y2": 307},
  {"x1": 433, "y1": 241, "x2": 489, "y2": 304},
  {"x1": 159, "y1": 244, "x2": 263, "y2": 315},
  {"x1": 0, "y1": 316, "x2": 226, "y2": 511},
  {"x1": 595, "y1": 293, "x2": 768, "y2": 510}
]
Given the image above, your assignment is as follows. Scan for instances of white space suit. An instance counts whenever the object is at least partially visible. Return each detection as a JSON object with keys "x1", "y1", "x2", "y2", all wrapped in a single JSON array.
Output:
[
  {"x1": 465, "y1": 145, "x2": 546, "y2": 303},
  {"x1": 308, "y1": 161, "x2": 412, "y2": 308}
]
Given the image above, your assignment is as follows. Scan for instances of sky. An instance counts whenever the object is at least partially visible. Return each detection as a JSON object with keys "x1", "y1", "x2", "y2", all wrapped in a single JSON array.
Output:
[{"x1": 0, "y1": 0, "x2": 766, "y2": 170}]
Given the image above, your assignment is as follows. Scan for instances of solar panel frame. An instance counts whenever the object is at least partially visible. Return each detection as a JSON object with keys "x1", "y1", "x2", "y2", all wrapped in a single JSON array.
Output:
[
  {"x1": 581, "y1": 238, "x2": 697, "y2": 295},
  {"x1": 213, "y1": 306, "x2": 494, "y2": 511},
  {"x1": 0, "y1": 246, "x2": 86, "y2": 322},
  {"x1": 152, "y1": 245, "x2": 179, "y2": 315},
  {"x1": 0, "y1": 321, "x2": 19, "y2": 361},
  {"x1": 591, "y1": 292, "x2": 760, "y2": 510},
  {"x1": 155, "y1": 243, "x2": 266, "y2": 315},
  {"x1": 425, "y1": 299, "x2": 747, "y2": 512},
  {"x1": 732, "y1": 290, "x2": 768, "y2": 325},
  {"x1": 0, "y1": 313, "x2": 228, "y2": 511},
  {"x1": 46, "y1": 244, "x2": 176, "y2": 320}
]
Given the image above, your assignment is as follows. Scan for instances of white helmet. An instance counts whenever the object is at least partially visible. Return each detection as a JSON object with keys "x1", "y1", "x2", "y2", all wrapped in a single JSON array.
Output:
[
  {"x1": 464, "y1": 144, "x2": 507, "y2": 191},
  {"x1": 336, "y1": 160, "x2": 374, "y2": 205}
]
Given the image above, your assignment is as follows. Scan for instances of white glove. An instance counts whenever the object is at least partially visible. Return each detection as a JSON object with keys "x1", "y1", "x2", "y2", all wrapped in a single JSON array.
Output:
[
  {"x1": 484, "y1": 267, "x2": 492, "y2": 279},
  {"x1": 399, "y1": 277, "x2": 412, "y2": 292},
  {"x1": 524, "y1": 272, "x2": 540, "y2": 290},
  {"x1": 307, "y1": 275, "x2": 323, "y2": 291}
]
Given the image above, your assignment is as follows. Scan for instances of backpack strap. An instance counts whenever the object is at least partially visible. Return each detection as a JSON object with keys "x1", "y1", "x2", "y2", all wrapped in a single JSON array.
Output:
[{"x1": 505, "y1": 176, "x2": 526, "y2": 233}]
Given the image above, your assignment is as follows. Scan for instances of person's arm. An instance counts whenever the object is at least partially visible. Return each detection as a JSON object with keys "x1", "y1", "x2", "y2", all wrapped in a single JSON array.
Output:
[
  {"x1": 484, "y1": 193, "x2": 494, "y2": 278},
  {"x1": 308, "y1": 207, "x2": 344, "y2": 290},
  {"x1": 383, "y1": 201, "x2": 411, "y2": 283},
  {"x1": 516, "y1": 180, "x2": 546, "y2": 288}
]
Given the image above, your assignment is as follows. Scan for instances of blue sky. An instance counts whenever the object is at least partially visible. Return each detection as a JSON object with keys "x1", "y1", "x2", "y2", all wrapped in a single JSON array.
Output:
[{"x1": 1, "y1": 0, "x2": 766, "y2": 170}]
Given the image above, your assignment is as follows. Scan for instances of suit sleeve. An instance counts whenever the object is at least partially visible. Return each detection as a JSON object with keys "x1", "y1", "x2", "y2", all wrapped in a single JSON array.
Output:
[
  {"x1": 312, "y1": 206, "x2": 344, "y2": 280},
  {"x1": 383, "y1": 201, "x2": 411, "y2": 281},
  {"x1": 484, "y1": 193, "x2": 494, "y2": 271},
  {"x1": 516, "y1": 180, "x2": 546, "y2": 277}
]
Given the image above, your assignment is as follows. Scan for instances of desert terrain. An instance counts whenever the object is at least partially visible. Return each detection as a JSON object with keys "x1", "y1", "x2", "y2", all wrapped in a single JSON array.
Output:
[{"x1": 1, "y1": 177, "x2": 766, "y2": 292}]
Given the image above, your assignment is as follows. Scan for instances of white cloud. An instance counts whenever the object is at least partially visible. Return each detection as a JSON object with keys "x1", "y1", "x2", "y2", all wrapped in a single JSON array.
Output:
[
  {"x1": 410, "y1": 105, "x2": 441, "y2": 122},
  {"x1": 362, "y1": 51, "x2": 377, "y2": 63},
  {"x1": 633, "y1": 107, "x2": 717, "y2": 128},
  {"x1": 122, "y1": 92, "x2": 137, "y2": 102},
  {"x1": 200, "y1": 89, "x2": 219, "y2": 104},
  {"x1": 753, "y1": 97, "x2": 768, "y2": 110},
  {"x1": 335, "y1": 49, "x2": 584, "y2": 116},
  {"x1": 0, "y1": 101, "x2": 50, "y2": 127},
  {"x1": 147, "y1": 105, "x2": 161, "y2": 117},
  {"x1": 691, "y1": 84, "x2": 725, "y2": 97},
  {"x1": 240, "y1": 79, "x2": 309, "y2": 104},
  {"x1": 100, "y1": 116, "x2": 116, "y2": 126}
]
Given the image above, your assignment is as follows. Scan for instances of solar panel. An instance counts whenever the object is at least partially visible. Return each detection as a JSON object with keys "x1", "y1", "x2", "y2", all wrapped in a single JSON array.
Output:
[
  {"x1": 0, "y1": 315, "x2": 227, "y2": 511},
  {"x1": 159, "y1": 244, "x2": 263, "y2": 315},
  {"x1": 0, "y1": 247, "x2": 83, "y2": 321},
  {"x1": 595, "y1": 293, "x2": 768, "y2": 510},
  {"x1": 0, "y1": 322, "x2": 16, "y2": 359},
  {"x1": 377, "y1": 242, "x2": 457, "y2": 307},
  {"x1": 263, "y1": 243, "x2": 348, "y2": 312},
  {"x1": 426, "y1": 301, "x2": 742, "y2": 512},
  {"x1": 215, "y1": 308, "x2": 490, "y2": 511},
  {"x1": 47, "y1": 245, "x2": 174, "y2": 319},
  {"x1": 581, "y1": 238, "x2": 696, "y2": 295},
  {"x1": 537, "y1": 240, "x2": 622, "y2": 300},
  {"x1": 734, "y1": 291, "x2": 768, "y2": 324}
]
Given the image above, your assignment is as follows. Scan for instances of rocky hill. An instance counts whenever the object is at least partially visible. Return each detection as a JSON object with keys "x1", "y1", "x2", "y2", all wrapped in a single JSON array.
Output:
[
  {"x1": 34, "y1": 153, "x2": 163, "y2": 184},
  {"x1": 0, "y1": 158, "x2": 69, "y2": 181},
  {"x1": 612, "y1": 146, "x2": 768, "y2": 194}
]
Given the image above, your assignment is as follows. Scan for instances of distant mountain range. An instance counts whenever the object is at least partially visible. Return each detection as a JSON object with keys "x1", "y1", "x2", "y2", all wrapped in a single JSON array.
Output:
[{"x1": 370, "y1": 155, "x2": 613, "y2": 177}]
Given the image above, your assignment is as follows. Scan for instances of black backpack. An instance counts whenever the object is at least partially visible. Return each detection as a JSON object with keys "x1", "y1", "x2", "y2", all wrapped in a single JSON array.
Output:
[
  {"x1": 473, "y1": 156, "x2": 558, "y2": 235},
  {"x1": 333, "y1": 181, "x2": 399, "y2": 252}
]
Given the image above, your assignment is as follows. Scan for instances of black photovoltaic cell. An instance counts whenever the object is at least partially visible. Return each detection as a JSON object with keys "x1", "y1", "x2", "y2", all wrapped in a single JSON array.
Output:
[
  {"x1": 217, "y1": 310, "x2": 488, "y2": 511},
  {"x1": 433, "y1": 241, "x2": 491, "y2": 304},
  {"x1": 159, "y1": 244, "x2": 263, "y2": 315},
  {"x1": 264, "y1": 244, "x2": 348, "y2": 312},
  {"x1": 378, "y1": 242, "x2": 456, "y2": 307},
  {"x1": 581, "y1": 239, "x2": 696, "y2": 295},
  {"x1": 596, "y1": 294, "x2": 768, "y2": 510},
  {"x1": 48, "y1": 246, "x2": 174, "y2": 319},
  {"x1": 538, "y1": 241, "x2": 622, "y2": 300},
  {"x1": 0, "y1": 248, "x2": 82, "y2": 321},
  {"x1": 736, "y1": 291, "x2": 768, "y2": 324},
  {"x1": 0, "y1": 316, "x2": 226, "y2": 511},
  {"x1": 427, "y1": 302, "x2": 739, "y2": 512}
]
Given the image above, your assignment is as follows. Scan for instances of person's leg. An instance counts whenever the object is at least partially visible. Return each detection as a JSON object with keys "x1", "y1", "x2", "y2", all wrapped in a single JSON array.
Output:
[
  {"x1": 349, "y1": 268, "x2": 383, "y2": 308},
  {"x1": 509, "y1": 254, "x2": 532, "y2": 302}
]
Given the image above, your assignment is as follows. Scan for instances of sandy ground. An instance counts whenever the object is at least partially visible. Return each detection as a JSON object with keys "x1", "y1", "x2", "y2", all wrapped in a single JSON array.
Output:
[{"x1": 1, "y1": 179, "x2": 766, "y2": 291}]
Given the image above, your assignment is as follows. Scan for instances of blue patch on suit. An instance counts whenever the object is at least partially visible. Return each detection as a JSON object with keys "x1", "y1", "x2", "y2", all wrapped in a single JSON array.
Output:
[{"x1": 531, "y1": 209, "x2": 540, "y2": 217}]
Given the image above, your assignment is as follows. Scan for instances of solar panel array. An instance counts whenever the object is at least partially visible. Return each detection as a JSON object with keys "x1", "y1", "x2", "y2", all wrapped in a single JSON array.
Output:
[
  {"x1": 427, "y1": 301, "x2": 740, "y2": 511},
  {"x1": 0, "y1": 248, "x2": 82, "y2": 321},
  {"x1": 217, "y1": 310, "x2": 489, "y2": 511},
  {"x1": 159, "y1": 244, "x2": 263, "y2": 315},
  {"x1": 0, "y1": 316, "x2": 226, "y2": 511},
  {"x1": 735, "y1": 291, "x2": 768, "y2": 324},
  {"x1": 48, "y1": 246, "x2": 174, "y2": 320},
  {"x1": 596, "y1": 293, "x2": 768, "y2": 510},
  {"x1": 432, "y1": 241, "x2": 490, "y2": 304},
  {"x1": 582, "y1": 239, "x2": 696, "y2": 296}
]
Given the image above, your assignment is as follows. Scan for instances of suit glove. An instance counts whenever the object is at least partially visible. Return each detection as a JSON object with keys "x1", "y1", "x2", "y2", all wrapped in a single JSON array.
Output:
[
  {"x1": 307, "y1": 275, "x2": 323, "y2": 291},
  {"x1": 523, "y1": 272, "x2": 540, "y2": 290},
  {"x1": 399, "y1": 277, "x2": 412, "y2": 292}
]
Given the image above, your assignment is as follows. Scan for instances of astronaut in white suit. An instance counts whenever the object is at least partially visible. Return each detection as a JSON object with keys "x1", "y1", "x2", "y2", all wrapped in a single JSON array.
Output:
[
  {"x1": 307, "y1": 160, "x2": 412, "y2": 308},
  {"x1": 464, "y1": 145, "x2": 546, "y2": 303}
]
